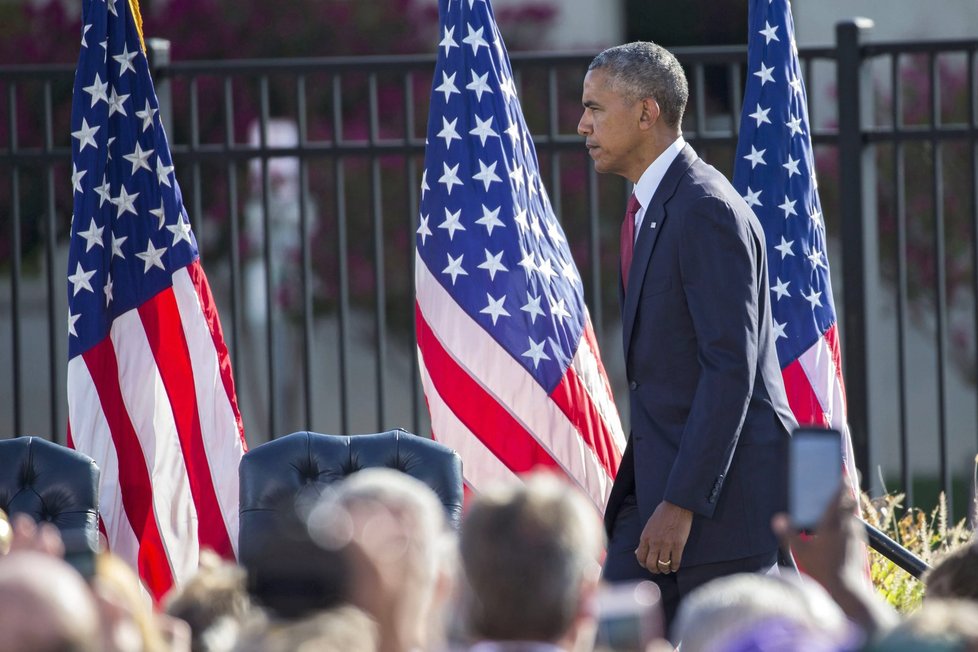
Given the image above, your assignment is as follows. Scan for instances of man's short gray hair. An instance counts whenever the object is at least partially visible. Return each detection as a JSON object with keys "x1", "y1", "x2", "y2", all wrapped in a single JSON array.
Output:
[
  {"x1": 589, "y1": 41, "x2": 689, "y2": 129},
  {"x1": 459, "y1": 473, "x2": 604, "y2": 642}
]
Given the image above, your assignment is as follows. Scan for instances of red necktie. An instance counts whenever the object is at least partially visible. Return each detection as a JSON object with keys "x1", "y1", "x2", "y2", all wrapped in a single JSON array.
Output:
[{"x1": 620, "y1": 193, "x2": 642, "y2": 291}]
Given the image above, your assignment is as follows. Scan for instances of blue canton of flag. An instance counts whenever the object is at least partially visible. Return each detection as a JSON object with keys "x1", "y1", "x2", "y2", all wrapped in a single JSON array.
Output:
[
  {"x1": 68, "y1": 1, "x2": 196, "y2": 356},
  {"x1": 734, "y1": 0, "x2": 859, "y2": 486},
  {"x1": 414, "y1": 0, "x2": 624, "y2": 508}
]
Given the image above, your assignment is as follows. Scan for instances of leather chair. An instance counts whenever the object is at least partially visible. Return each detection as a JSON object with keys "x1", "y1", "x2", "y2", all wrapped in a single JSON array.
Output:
[
  {"x1": 0, "y1": 437, "x2": 100, "y2": 541},
  {"x1": 237, "y1": 429, "x2": 463, "y2": 617},
  {"x1": 238, "y1": 428, "x2": 463, "y2": 569}
]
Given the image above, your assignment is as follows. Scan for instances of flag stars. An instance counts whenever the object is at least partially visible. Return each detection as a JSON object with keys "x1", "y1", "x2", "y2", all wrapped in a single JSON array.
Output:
[
  {"x1": 786, "y1": 115, "x2": 804, "y2": 136},
  {"x1": 810, "y1": 209, "x2": 823, "y2": 228},
  {"x1": 521, "y1": 293, "x2": 545, "y2": 323},
  {"x1": 478, "y1": 249, "x2": 508, "y2": 280},
  {"x1": 435, "y1": 71, "x2": 460, "y2": 103},
  {"x1": 123, "y1": 142, "x2": 154, "y2": 175},
  {"x1": 754, "y1": 62, "x2": 775, "y2": 85},
  {"x1": 149, "y1": 201, "x2": 167, "y2": 229},
  {"x1": 472, "y1": 159, "x2": 502, "y2": 192},
  {"x1": 462, "y1": 23, "x2": 489, "y2": 55},
  {"x1": 136, "y1": 240, "x2": 167, "y2": 273},
  {"x1": 111, "y1": 233, "x2": 127, "y2": 259},
  {"x1": 774, "y1": 235, "x2": 795, "y2": 259},
  {"x1": 504, "y1": 121, "x2": 521, "y2": 148},
  {"x1": 518, "y1": 251, "x2": 537, "y2": 276},
  {"x1": 549, "y1": 298, "x2": 571, "y2": 323},
  {"x1": 475, "y1": 204, "x2": 504, "y2": 235},
  {"x1": 417, "y1": 213, "x2": 432, "y2": 245},
  {"x1": 480, "y1": 294, "x2": 510, "y2": 325},
  {"x1": 107, "y1": 86, "x2": 130, "y2": 117},
  {"x1": 77, "y1": 218, "x2": 104, "y2": 252},
  {"x1": 71, "y1": 118, "x2": 99, "y2": 152},
  {"x1": 438, "y1": 207, "x2": 465, "y2": 240},
  {"x1": 561, "y1": 261, "x2": 580, "y2": 286},
  {"x1": 536, "y1": 257, "x2": 557, "y2": 283},
  {"x1": 469, "y1": 114, "x2": 499, "y2": 146},
  {"x1": 94, "y1": 174, "x2": 112, "y2": 207},
  {"x1": 442, "y1": 253, "x2": 468, "y2": 285},
  {"x1": 167, "y1": 217, "x2": 193, "y2": 246},
  {"x1": 499, "y1": 74, "x2": 516, "y2": 102},
  {"x1": 760, "y1": 21, "x2": 780, "y2": 44},
  {"x1": 788, "y1": 76, "x2": 803, "y2": 94},
  {"x1": 466, "y1": 70, "x2": 493, "y2": 101},
  {"x1": 778, "y1": 196, "x2": 797, "y2": 218},
  {"x1": 783, "y1": 155, "x2": 801, "y2": 177},
  {"x1": 522, "y1": 338, "x2": 551, "y2": 369},
  {"x1": 807, "y1": 248, "x2": 826, "y2": 269},
  {"x1": 773, "y1": 318, "x2": 788, "y2": 340},
  {"x1": 421, "y1": 169, "x2": 430, "y2": 199},
  {"x1": 135, "y1": 100, "x2": 158, "y2": 132},
  {"x1": 113, "y1": 43, "x2": 139, "y2": 76},
  {"x1": 111, "y1": 186, "x2": 139, "y2": 218},
  {"x1": 438, "y1": 162, "x2": 463, "y2": 195},
  {"x1": 67, "y1": 310, "x2": 81, "y2": 338},
  {"x1": 156, "y1": 157, "x2": 174, "y2": 188},
  {"x1": 748, "y1": 103, "x2": 771, "y2": 127},
  {"x1": 509, "y1": 164, "x2": 525, "y2": 190},
  {"x1": 437, "y1": 116, "x2": 462, "y2": 148},
  {"x1": 68, "y1": 262, "x2": 96, "y2": 296},
  {"x1": 440, "y1": 25, "x2": 459, "y2": 56},
  {"x1": 81, "y1": 23, "x2": 92, "y2": 48},
  {"x1": 743, "y1": 187, "x2": 763, "y2": 208},
  {"x1": 103, "y1": 275, "x2": 114, "y2": 306},
  {"x1": 744, "y1": 145, "x2": 767, "y2": 168},
  {"x1": 771, "y1": 277, "x2": 790, "y2": 300},
  {"x1": 82, "y1": 73, "x2": 108, "y2": 108},
  {"x1": 71, "y1": 163, "x2": 87, "y2": 195},
  {"x1": 803, "y1": 287, "x2": 823, "y2": 309}
]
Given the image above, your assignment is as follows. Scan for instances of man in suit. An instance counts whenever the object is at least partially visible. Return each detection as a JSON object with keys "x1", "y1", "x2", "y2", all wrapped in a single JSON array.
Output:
[{"x1": 577, "y1": 42, "x2": 797, "y2": 631}]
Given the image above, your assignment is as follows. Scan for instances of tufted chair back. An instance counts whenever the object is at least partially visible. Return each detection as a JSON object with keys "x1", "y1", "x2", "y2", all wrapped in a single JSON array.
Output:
[
  {"x1": 0, "y1": 437, "x2": 100, "y2": 540},
  {"x1": 237, "y1": 429, "x2": 463, "y2": 570}
]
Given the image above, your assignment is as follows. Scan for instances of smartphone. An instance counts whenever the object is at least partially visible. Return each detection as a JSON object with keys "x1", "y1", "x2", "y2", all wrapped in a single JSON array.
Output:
[
  {"x1": 789, "y1": 427, "x2": 843, "y2": 531},
  {"x1": 594, "y1": 580, "x2": 664, "y2": 652}
]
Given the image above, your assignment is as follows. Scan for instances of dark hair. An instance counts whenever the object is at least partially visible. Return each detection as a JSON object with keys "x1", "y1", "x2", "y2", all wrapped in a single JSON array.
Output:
[{"x1": 589, "y1": 41, "x2": 689, "y2": 129}]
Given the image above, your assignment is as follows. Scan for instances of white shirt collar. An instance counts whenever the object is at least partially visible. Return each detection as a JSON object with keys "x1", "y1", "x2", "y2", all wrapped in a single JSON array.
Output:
[{"x1": 631, "y1": 136, "x2": 686, "y2": 234}]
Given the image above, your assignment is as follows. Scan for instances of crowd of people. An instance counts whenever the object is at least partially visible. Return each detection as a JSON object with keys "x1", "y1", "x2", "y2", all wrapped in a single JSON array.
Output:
[{"x1": 0, "y1": 468, "x2": 976, "y2": 652}]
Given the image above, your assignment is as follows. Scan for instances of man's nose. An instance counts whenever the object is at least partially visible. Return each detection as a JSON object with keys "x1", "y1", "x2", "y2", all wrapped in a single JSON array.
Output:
[{"x1": 577, "y1": 112, "x2": 590, "y2": 136}]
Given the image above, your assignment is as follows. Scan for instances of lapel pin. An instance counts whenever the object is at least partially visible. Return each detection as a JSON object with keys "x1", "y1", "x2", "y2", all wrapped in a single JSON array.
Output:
[{"x1": 650, "y1": 221, "x2": 657, "y2": 229}]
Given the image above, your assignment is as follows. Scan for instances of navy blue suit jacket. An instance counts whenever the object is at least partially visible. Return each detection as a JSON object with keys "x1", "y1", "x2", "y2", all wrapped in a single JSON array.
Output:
[{"x1": 605, "y1": 145, "x2": 797, "y2": 567}]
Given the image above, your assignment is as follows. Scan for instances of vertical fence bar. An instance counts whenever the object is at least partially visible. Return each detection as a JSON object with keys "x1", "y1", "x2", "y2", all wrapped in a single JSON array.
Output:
[
  {"x1": 693, "y1": 63, "x2": 707, "y2": 139},
  {"x1": 296, "y1": 75, "x2": 314, "y2": 432},
  {"x1": 891, "y1": 54, "x2": 912, "y2": 507},
  {"x1": 836, "y1": 19, "x2": 876, "y2": 489},
  {"x1": 586, "y1": 164, "x2": 602, "y2": 342},
  {"x1": 547, "y1": 66, "x2": 562, "y2": 218},
  {"x1": 258, "y1": 76, "x2": 278, "y2": 439},
  {"x1": 970, "y1": 47, "x2": 978, "y2": 476},
  {"x1": 728, "y1": 63, "x2": 742, "y2": 135},
  {"x1": 8, "y1": 83, "x2": 22, "y2": 437},
  {"x1": 146, "y1": 39, "x2": 172, "y2": 135},
  {"x1": 332, "y1": 73, "x2": 351, "y2": 435},
  {"x1": 403, "y1": 71, "x2": 421, "y2": 435},
  {"x1": 223, "y1": 76, "x2": 242, "y2": 385},
  {"x1": 368, "y1": 73, "x2": 387, "y2": 430},
  {"x1": 43, "y1": 82, "x2": 59, "y2": 442},
  {"x1": 929, "y1": 53, "x2": 952, "y2": 514}
]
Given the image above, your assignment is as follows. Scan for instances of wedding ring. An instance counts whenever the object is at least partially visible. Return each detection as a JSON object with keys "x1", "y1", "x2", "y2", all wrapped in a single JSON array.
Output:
[{"x1": 656, "y1": 558, "x2": 671, "y2": 567}]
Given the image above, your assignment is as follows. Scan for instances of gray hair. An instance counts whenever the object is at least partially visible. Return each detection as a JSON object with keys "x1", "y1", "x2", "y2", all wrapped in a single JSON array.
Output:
[
  {"x1": 459, "y1": 473, "x2": 604, "y2": 642},
  {"x1": 589, "y1": 41, "x2": 689, "y2": 129}
]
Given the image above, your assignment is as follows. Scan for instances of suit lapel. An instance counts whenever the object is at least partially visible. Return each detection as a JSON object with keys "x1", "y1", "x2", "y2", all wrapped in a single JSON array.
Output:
[{"x1": 622, "y1": 145, "x2": 698, "y2": 364}]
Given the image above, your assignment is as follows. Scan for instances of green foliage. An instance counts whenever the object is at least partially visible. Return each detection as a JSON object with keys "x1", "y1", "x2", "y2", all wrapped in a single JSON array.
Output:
[{"x1": 860, "y1": 489, "x2": 975, "y2": 614}]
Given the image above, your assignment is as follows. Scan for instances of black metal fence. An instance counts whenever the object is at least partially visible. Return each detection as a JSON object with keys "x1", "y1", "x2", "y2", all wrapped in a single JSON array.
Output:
[{"x1": 2, "y1": 21, "x2": 977, "y2": 518}]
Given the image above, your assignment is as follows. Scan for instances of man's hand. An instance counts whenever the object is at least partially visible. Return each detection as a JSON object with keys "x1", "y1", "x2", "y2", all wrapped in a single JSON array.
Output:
[{"x1": 635, "y1": 501, "x2": 693, "y2": 574}]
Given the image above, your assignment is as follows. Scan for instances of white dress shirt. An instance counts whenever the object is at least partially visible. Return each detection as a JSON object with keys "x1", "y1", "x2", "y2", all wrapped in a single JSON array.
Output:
[{"x1": 630, "y1": 136, "x2": 686, "y2": 242}]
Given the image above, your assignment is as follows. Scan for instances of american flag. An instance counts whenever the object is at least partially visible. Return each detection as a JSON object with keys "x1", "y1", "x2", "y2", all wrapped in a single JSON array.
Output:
[
  {"x1": 414, "y1": 0, "x2": 625, "y2": 510},
  {"x1": 733, "y1": 0, "x2": 859, "y2": 490},
  {"x1": 67, "y1": 0, "x2": 246, "y2": 601}
]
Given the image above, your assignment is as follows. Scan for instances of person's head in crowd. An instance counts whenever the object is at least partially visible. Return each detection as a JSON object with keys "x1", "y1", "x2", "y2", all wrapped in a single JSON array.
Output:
[
  {"x1": 93, "y1": 551, "x2": 190, "y2": 652},
  {"x1": 0, "y1": 510, "x2": 11, "y2": 555},
  {"x1": 307, "y1": 468, "x2": 456, "y2": 652},
  {"x1": 870, "y1": 599, "x2": 978, "y2": 652},
  {"x1": 924, "y1": 542, "x2": 978, "y2": 602},
  {"x1": 672, "y1": 573, "x2": 853, "y2": 652},
  {"x1": 232, "y1": 604, "x2": 378, "y2": 652},
  {"x1": 243, "y1": 497, "x2": 357, "y2": 620},
  {"x1": 458, "y1": 472, "x2": 605, "y2": 650},
  {"x1": 164, "y1": 550, "x2": 254, "y2": 652},
  {"x1": 0, "y1": 550, "x2": 100, "y2": 652}
]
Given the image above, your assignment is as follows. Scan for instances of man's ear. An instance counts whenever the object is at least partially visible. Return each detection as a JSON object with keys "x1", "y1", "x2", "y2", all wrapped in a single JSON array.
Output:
[{"x1": 638, "y1": 97, "x2": 661, "y2": 130}]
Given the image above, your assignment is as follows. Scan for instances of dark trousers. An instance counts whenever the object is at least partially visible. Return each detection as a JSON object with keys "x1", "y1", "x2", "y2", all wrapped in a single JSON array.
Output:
[{"x1": 602, "y1": 495, "x2": 778, "y2": 641}]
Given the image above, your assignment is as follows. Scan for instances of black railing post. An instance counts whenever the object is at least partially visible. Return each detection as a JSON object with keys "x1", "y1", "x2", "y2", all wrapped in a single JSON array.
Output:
[
  {"x1": 145, "y1": 38, "x2": 172, "y2": 136},
  {"x1": 836, "y1": 18, "x2": 876, "y2": 490}
]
